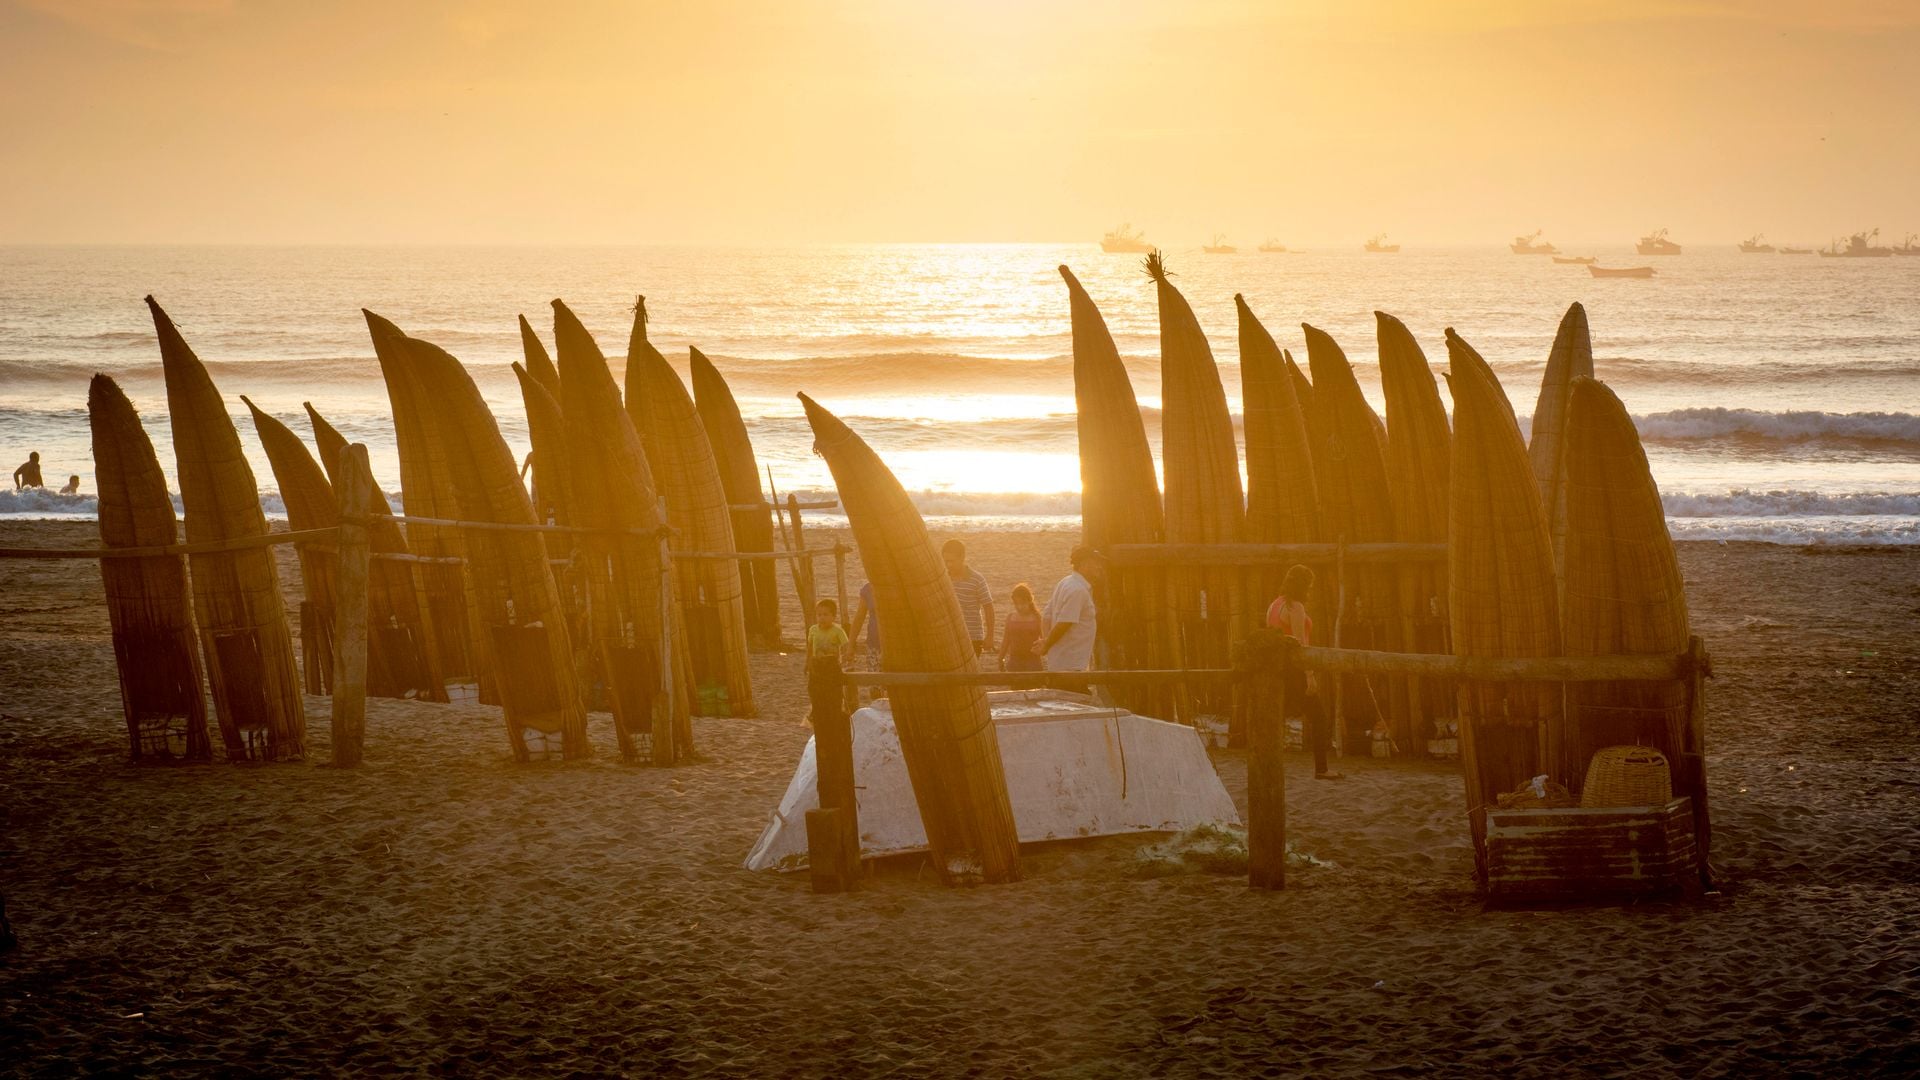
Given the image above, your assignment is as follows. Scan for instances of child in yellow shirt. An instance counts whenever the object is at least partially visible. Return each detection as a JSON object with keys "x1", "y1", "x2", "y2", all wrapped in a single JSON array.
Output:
[{"x1": 806, "y1": 598, "x2": 851, "y2": 724}]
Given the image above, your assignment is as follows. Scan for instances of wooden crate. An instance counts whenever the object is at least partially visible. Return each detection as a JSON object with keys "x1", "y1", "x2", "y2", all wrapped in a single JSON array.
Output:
[{"x1": 1485, "y1": 796, "x2": 1700, "y2": 904}]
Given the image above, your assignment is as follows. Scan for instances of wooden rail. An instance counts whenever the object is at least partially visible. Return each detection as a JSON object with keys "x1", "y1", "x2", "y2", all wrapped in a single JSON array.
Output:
[
  {"x1": 1107, "y1": 541, "x2": 1447, "y2": 567},
  {"x1": 0, "y1": 527, "x2": 337, "y2": 560}
]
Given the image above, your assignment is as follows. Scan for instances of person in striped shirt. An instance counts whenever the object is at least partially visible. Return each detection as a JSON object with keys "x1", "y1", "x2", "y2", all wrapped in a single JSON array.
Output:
[{"x1": 941, "y1": 538, "x2": 996, "y2": 656}]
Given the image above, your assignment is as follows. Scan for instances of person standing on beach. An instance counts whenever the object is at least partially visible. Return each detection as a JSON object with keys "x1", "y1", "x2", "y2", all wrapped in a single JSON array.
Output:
[
  {"x1": 805, "y1": 598, "x2": 851, "y2": 728},
  {"x1": 998, "y1": 582, "x2": 1044, "y2": 685},
  {"x1": 942, "y1": 539, "x2": 995, "y2": 656},
  {"x1": 847, "y1": 580, "x2": 883, "y2": 699},
  {"x1": 13, "y1": 452, "x2": 44, "y2": 489},
  {"x1": 1267, "y1": 564, "x2": 1340, "y2": 780},
  {"x1": 1035, "y1": 545, "x2": 1102, "y2": 695}
]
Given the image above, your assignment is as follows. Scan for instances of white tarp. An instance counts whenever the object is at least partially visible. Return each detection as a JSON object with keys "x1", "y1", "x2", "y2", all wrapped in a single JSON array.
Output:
[{"x1": 744, "y1": 690, "x2": 1240, "y2": 871}]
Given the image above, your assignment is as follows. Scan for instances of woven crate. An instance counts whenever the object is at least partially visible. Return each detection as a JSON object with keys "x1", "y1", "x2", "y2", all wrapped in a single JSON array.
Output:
[{"x1": 1581, "y1": 745, "x2": 1673, "y2": 808}]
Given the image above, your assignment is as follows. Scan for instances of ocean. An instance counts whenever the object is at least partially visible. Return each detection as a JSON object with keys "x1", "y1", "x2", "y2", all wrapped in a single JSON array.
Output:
[{"x1": 2, "y1": 243, "x2": 1916, "y2": 544}]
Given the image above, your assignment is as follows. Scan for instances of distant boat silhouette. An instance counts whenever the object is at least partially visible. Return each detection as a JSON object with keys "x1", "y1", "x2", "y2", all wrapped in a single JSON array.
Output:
[
  {"x1": 1891, "y1": 233, "x2": 1920, "y2": 257},
  {"x1": 1778, "y1": 246, "x2": 1814, "y2": 255},
  {"x1": 1202, "y1": 234, "x2": 1237, "y2": 254},
  {"x1": 1820, "y1": 230, "x2": 1894, "y2": 258},
  {"x1": 1738, "y1": 234, "x2": 1775, "y2": 253},
  {"x1": 1590, "y1": 265, "x2": 1657, "y2": 279},
  {"x1": 1552, "y1": 255, "x2": 1597, "y2": 265},
  {"x1": 1364, "y1": 233, "x2": 1399, "y2": 253},
  {"x1": 1100, "y1": 224, "x2": 1153, "y2": 254},
  {"x1": 1636, "y1": 229, "x2": 1682, "y2": 255},
  {"x1": 1258, "y1": 238, "x2": 1289, "y2": 253},
  {"x1": 1510, "y1": 230, "x2": 1559, "y2": 255}
]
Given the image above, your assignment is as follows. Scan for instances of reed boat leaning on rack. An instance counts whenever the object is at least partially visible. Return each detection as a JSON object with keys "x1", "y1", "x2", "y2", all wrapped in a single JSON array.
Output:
[
  {"x1": 1061, "y1": 265, "x2": 1168, "y2": 714},
  {"x1": 243, "y1": 397, "x2": 342, "y2": 695},
  {"x1": 304, "y1": 403, "x2": 446, "y2": 702},
  {"x1": 518, "y1": 313, "x2": 563, "y2": 402},
  {"x1": 552, "y1": 299, "x2": 693, "y2": 763},
  {"x1": 149, "y1": 297, "x2": 306, "y2": 762},
  {"x1": 689, "y1": 346, "x2": 782, "y2": 647},
  {"x1": 1528, "y1": 301, "x2": 1593, "y2": 579},
  {"x1": 1148, "y1": 252, "x2": 1244, "y2": 722},
  {"x1": 89, "y1": 373, "x2": 212, "y2": 763},
  {"x1": 799, "y1": 393, "x2": 1021, "y2": 886},
  {"x1": 366, "y1": 311, "x2": 588, "y2": 760},
  {"x1": 1376, "y1": 312, "x2": 1453, "y2": 748},
  {"x1": 1237, "y1": 296, "x2": 1319, "y2": 642},
  {"x1": 624, "y1": 297, "x2": 756, "y2": 718},
  {"x1": 1445, "y1": 327, "x2": 1562, "y2": 879},
  {"x1": 517, "y1": 317, "x2": 568, "y2": 543}
]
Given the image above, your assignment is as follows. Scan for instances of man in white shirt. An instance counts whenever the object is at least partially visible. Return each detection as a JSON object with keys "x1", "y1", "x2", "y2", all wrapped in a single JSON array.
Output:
[{"x1": 1034, "y1": 544, "x2": 1103, "y2": 694}]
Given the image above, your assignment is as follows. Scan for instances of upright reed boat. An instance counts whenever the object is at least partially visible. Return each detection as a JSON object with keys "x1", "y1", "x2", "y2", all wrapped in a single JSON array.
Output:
[
  {"x1": 689, "y1": 346, "x2": 782, "y2": 646},
  {"x1": 1377, "y1": 311, "x2": 1452, "y2": 747},
  {"x1": 1529, "y1": 302, "x2": 1593, "y2": 578},
  {"x1": 243, "y1": 397, "x2": 341, "y2": 694}
]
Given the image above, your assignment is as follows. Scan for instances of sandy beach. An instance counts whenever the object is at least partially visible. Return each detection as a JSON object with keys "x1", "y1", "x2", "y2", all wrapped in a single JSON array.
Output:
[{"x1": 2, "y1": 520, "x2": 1917, "y2": 1076}]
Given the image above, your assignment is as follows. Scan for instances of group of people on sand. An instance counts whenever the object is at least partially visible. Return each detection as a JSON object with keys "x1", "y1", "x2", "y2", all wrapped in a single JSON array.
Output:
[{"x1": 11, "y1": 452, "x2": 80, "y2": 495}]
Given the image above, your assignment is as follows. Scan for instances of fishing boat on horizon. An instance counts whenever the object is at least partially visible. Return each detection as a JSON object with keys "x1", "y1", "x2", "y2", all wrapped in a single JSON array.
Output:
[
  {"x1": 1510, "y1": 230, "x2": 1558, "y2": 255},
  {"x1": 1820, "y1": 230, "x2": 1894, "y2": 258},
  {"x1": 1552, "y1": 255, "x2": 1597, "y2": 265},
  {"x1": 1739, "y1": 234, "x2": 1775, "y2": 253},
  {"x1": 1779, "y1": 245, "x2": 1814, "y2": 255},
  {"x1": 1202, "y1": 234, "x2": 1237, "y2": 254},
  {"x1": 1636, "y1": 229, "x2": 1682, "y2": 255},
  {"x1": 1257, "y1": 238, "x2": 1289, "y2": 253},
  {"x1": 1893, "y1": 233, "x2": 1920, "y2": 256},
  {"x1": 1364, "y1": 233, "x2": 1399, "y2": 253},
  {"x1": 1100, "y1": 224, "x2": 1154, "y2": 254},
  {"x1": 1589, "y1": 265, "x2": 1656, "y2": 279}
]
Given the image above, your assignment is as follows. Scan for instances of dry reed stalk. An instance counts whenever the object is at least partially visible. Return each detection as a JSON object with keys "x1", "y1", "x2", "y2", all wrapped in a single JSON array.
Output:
[
  {"x1": 800, "y1": 393, "x2": 1020, "y2": 885},
  {"x1": 367, "y1": 310, "x2": 588, "y2": 759},
  {"x1": 243, "y1": 397, "x2": 341, "y2": 693},
  {"x1": 149, "y1": 297, "x2": 305, "y2": 762},
  {"x1": 1061, "y1": 265, "x2": 1169, "y2": 713},
  {"x1": 1149, "y1": 254, "x2": 1244, "y2": 717},
  {"x1": 552, "y1": 299, "x2": 693, "y2": 761},
  {"x1": 1561, "y1": 376, "x2": 1692, "y2": 789},
  {"x1": 1530, "y1": 302, "x2": 1594, "y2": 577},
  {"x1": 1377, "y1": 312, "x2": 1453, "y2": 742},
  {"x1": 1446, "y1": 327, "x2": 1562, "y2": 875},
  {"x1": 624, "y1": 297, "x2": 756, "y2": 719},
  {"x1": 89, "y1": 374, "x2": 211, "y2": 763},
  {"x1": 304, "y1": 402, "x2": 447, "y2": 702},
  {"x1": 690, "y1": 346, "x2": 782, "y2": 646}
]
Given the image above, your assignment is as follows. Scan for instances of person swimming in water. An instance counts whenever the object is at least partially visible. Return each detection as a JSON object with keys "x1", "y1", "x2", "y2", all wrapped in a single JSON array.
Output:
[
  {"x1": 13, "y1": 452, "x2": 44, "y2": 489},
  {"x1": 59, "y1": 475, "x2": 80, "y2": 496}
]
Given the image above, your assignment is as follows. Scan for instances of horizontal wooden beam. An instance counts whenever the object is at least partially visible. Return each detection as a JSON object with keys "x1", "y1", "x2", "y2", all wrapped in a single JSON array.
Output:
[
  {"x1": 0, "y1": 527, "x2": 337, "y2": 561},
  {"x1": 1294, "y1": 646, "x2": 1684, "y2": 683},
  {"x1": 840, "y1": 669, "x2": 1242, "y2": 688},
  {"x1": 731, "y1": 500, "x2": 838, "y2": 513},
  {"x1": 674, "y1": 546, "x2": 841, "y2": 562},
  {"x1": 1106, "y1": 542, "x2": 1447, "y2": 567}
]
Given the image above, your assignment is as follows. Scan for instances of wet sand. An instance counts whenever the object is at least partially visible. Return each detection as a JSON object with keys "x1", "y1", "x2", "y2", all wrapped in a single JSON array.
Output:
[{"x1": 2, "y1": 520, "x2": 1916, "y2": 1076}]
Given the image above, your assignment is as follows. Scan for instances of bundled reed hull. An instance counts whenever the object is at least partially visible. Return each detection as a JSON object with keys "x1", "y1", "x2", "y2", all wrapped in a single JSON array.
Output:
[
  {"x1": 553, "y1": 299, "x2": 693, "y2": 762},
  {"x1": 518, "y1": 314, "x2": 563, "y2": 402},
  {"x1": 800, "y1": 393, "x2": 1020, "y2": 885},
  {"x1": 243, "y1": 398, "x2": 341, "y2": 695},
  {"x1": 149, "y1": 297, "x2": 305, "y2": 762},
  {"x1": 367, "y1": 311, "x2": 588, "y2": 759},
  {"x1": 1447, "y1": 328, "x2": 1562, "y2": 877},
  {"x1": 625, "y1": 298, "x2": 756, "y2": 718},
  {"x1": 305, "y1": 403, "x2": 446, "y2": 702},
  {"x1": 513, "y1": 359, "x2": 576, "y2": 568},
  {"x1": 690, "y1": 347, "x2": 781, "y2": 646},
  {"x1": 89, "y1": 374, "x2": 211, "y2": 763},
  {"x1": 1238, "y1": 297, "x2": 1318, "y2": 547},
  {"x1": 1530, "y1": 303, "x2": 1594, "y2": 576},
  {"x1": 1062, "y1": 266, "x2": 1167, "y2": 713},
  {"x1": 1149, "y1": 255, "x2": 1244, "y2": 717},
  {"x1": 1377, "y1": 312, "x2": 1453, "y2": 744}
]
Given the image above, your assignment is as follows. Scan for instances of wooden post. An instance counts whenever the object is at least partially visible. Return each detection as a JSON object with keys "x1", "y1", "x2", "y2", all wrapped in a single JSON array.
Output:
[
  {"x1": 654, "y1": 517, "x2": 678, "y2": 766},
  {"x1": 813, "y1": 684, "x2": 861, "y2": 887},
  {"x1": 1682, "y1": 634, "x2": 1715, "y2": 889},
  {"x1": 1247, "y1": 638, "x2": 1288, "y2": 889},
  {"x1": 330, "y1": 444, "x2": 373, "y2": 768},
  {"x1": 787, "y1": 493, "x2": 817, "y2": 617},
  {"x1": 805, "y1": 808, "x2": 855, "y2": 893},
  {"x1": 1331, "y1": 538, "x2": 1347, "y2": 756}
]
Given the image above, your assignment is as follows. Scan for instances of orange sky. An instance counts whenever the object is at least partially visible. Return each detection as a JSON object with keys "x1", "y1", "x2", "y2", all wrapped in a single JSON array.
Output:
[{"x1": 3, "y1": 0, "x2": 1916, "y2": 246}]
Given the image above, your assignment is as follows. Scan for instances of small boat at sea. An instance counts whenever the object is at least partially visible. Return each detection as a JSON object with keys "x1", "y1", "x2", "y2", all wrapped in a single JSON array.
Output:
[
  {"x1": 1258, "y1": 238, "x2": 1289, "y2": 253},
  {"x1": 1100, "y1": 224, "x2": 1153, "y2": 253},
  {"x1": 1202, "y1": 234, "x2": 1237, "y2": 254},
  {"x1": 1553, "y1": 255, "x2": 1597, "y2": 265},
  {"x1": 1511, "y1": 230, "x2": 1559, "y2": 255},
  {"x1": 1738, "y1": 234, "x2": 1775, "y2": 253},
  {"x1": 1820, "y1": 230, "x2": 1894, "y2": 258},
  {"x1": 1778, "y1": 246, "x2": 1814, "y2": 255},
  {"x1": 1636, "y1": 229, "x2": 1682, "y2": 255},
  {"x1": 1589, "y1": 265, "x2": 1656, "y2": 279},
  {"x1": 1364, "y1": 233, "x2": 1399, "y2": 253},
  {"x1": 1892, "y1": 233, "x2": 1920, "y2": 257}
]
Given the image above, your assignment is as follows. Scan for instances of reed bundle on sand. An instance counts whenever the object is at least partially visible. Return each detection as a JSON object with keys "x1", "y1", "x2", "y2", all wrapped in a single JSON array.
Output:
[
  {"x1": 552, "y1": 299, "x2": 692, "y2": 763},
  {"x1": 149, "y1": 297, "x2": 306, "y2": 762},
  {"x1": 1237, "y1": 298, "x2": 1319, "y2": 546},
  {"x1": 799, "y1": 393, "x2": 1020, "y2": 885},
  {"x1": 366, "y1": 311, "x2": 588, "y2": 760},
  {"x1": 1446, "y1": 327, "x2": 1562, "y2": 876},
  {"x1": 690, "y1": 347, "x2": 782, "y2": 646},
  {"x1": 1530, "y1": 302, "x2": 1594, "y2": 577},
  {"x1": 304, "y1": 403, "x2": 446, "y2": 702},
  {"x1": 89, "y1": 374, "x2": 211, "y2": 763},
  {"x1": 1377, "y1": 312, "x2": 1453, "y2": 745},
  {"x1": 243, "y1": 397, "x2": 341, "y2": 695},
  {"x1": 624, "y1": 298, "x2": 756, "y2": 718},
  {"x1": 1148, "y1": 254, "x2": 1244, "y2": 719},
  {"x1": 1061, "y1": 265, "x2": 1168, "y2": 714}
]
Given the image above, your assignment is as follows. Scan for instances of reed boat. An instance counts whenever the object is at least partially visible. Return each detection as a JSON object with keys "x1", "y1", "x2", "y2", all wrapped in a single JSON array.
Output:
[
  {"x1": 689, "y1": 347, "x2": 782, "y2": 647},
  {"x1": 1445, "y1": 327, "x2": 1562, "y2": 878},
  {"x1": 518, "y1": 314, "x2": 563, "y2": 401},
  {"x1": 1364, "y1": 233, "x2": 1399, "y2": 253},
  {"x1": 1237, "y1": 296, "x2": 1318, "y2": 547},
  {"x1": 149, "y1": 297, "x2": 306, "y2": 762},
  {"x1": 799, "y1": 393, "x2": 1021, "y2": 885},
  {"x1": 515, "y1": 325, "x2": 571, "y2": 542},
  {"x1": 1062, "y1": 265, "x2": 1168, "y2": 714},
  {"x1": 1149, "y1": 253, "x2": 1244, "y2": 722},
  {"x1": 1510, "y1": 230, "x2": 1558, "y2": 255},
  {"x1": 304, "y1": 403, "x2": 446, "y2": 702},
  {"x1": 1528, "y1": 301, "x2": 1593, "y2": 578},
  {"x1": 243, "y1": 397, "x2": 341, "y2": 695},
  {"x1": 624, "y1": 298, "x2": 756, "y2": 719},
  {"x1": 1377, "y1": 312, "x2": 1452, "y2": 746},
  {"x1": 1635, "y1": 228, "x2": 1681, "y2": 255},
  {"x1": 552, "y1": 299, "x2": 692, "y2": 763},
  {"x1": 366, "y1": 311, "x2": 588, "y2": 760},
  {"x1": 89, "y1": 374, "x2": 211, "y2": 763},
  {"x1": 1589, "y1": 265, "x2": 1656, "y2": 278},
  {"x1": 1551, "y1": 256, "x2": 1597, "y2": 265}
]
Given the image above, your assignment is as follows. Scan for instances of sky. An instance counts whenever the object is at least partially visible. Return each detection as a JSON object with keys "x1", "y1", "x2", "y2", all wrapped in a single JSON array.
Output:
[{"x1": 2, "y1": 0, "x2": 1916, "y2": 246}]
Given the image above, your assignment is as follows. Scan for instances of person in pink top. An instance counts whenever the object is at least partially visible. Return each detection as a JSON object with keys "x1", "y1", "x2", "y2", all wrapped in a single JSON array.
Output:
[{"x1": 1267, "y1": 564, "x2": 1339, "y2": 779}]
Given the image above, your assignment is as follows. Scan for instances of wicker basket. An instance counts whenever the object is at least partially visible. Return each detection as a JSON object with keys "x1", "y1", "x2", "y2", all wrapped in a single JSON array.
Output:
[{"x1": 1581, "y1": 745, "x2": 1673, "y2": 808}]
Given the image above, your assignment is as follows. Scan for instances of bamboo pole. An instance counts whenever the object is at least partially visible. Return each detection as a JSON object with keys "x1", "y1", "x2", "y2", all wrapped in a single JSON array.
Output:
[
  {"x1": 1246, "y1": 640, "x2": 1288, "y2": 890},
  {"x1": 1106, "y1": 542, "x2": 1446, "y2": 567},
  {"x1": 1333, "y1": 539, "x2": 1347, "y2": 756},
  {"x1": 787, "y1": 493, "x2": 817, "y2": 617},
  {"x1": 331, "y1": 445, "x2": 373, "y2": 768},
  {"x1": 654, "y1": 512, "x2": 679, "y2": 765},
  {"x1": 813, "y1": 686, "x2": 860, "y2": 891},
  {"x1": 805, "y1": 808, "x2": 856, "y2": 894},
  {"x1": 1682, "y1": 634, "x2": 1715, "y2": 889}
]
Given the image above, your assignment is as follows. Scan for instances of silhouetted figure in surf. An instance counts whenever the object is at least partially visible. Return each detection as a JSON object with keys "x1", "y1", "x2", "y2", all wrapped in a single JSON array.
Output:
[
  {"x1": 60, "y1": 475, "x2": 80, "y2": 495},
  {"x1": 13, "y1": 452, "x2": 44, "y2": 489}
]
